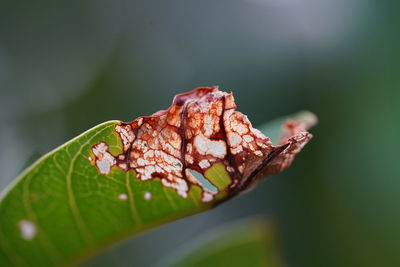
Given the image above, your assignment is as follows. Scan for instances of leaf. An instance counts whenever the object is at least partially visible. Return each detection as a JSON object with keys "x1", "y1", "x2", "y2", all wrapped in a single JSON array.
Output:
[
  {"x1": 158, "y1": 217, "x2": 284, "y2": 267},
  {"x1": 258, "y1": 110, "x2": 318, "y2": 146},
  {"x1": 0, "y1": 87, "x2": 315, "y2": 266}
]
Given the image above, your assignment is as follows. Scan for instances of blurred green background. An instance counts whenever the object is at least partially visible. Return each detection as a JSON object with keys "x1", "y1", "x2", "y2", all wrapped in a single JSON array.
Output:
[{"x1": 0, "y1": 1, "x2": 399, "y2": 266}]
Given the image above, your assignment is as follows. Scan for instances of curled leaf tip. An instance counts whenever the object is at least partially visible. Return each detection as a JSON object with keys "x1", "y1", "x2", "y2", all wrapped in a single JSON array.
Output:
[{"x1": 91, "y1": 87, "x2": 316, "y2": 202}]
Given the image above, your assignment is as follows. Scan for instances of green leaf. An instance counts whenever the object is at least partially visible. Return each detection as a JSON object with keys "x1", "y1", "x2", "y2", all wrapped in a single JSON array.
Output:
[
  {"x1": 0, "y1": 121, "x2": 212, "y2": 266},
  {"x1": 0, "y1": 87, "x2": 315, "y2": 266},
  {"x1": 159, "y1": 218, "x2": 284, "y2": 267}
]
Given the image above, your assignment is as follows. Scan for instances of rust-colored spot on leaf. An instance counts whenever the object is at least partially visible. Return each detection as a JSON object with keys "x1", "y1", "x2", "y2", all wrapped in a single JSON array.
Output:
[{"x1": 91, "y1": 87, "x2": 315, "y2": 202}]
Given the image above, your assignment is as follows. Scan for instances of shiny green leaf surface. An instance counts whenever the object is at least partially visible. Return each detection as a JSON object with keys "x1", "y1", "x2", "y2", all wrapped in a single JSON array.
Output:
[{"x1": 0, "y1": 121, "x2": 211, "y2": 266}]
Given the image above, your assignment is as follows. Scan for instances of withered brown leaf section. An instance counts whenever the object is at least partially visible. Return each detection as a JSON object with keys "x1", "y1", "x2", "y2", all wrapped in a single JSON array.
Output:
[{"x1": 91, "y1": 87, "x2": 314, "y2": 202}]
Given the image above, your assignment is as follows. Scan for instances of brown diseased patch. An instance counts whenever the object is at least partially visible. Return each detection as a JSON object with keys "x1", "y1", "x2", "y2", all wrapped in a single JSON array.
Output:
[{"x1": 91, "y1": 87, "x2": 315, "y2": 202}]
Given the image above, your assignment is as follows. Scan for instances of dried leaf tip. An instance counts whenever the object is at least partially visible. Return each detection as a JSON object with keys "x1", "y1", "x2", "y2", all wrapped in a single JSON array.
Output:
[{"x1": 91, "y1": 87, "x2": 316, "y2": 202}]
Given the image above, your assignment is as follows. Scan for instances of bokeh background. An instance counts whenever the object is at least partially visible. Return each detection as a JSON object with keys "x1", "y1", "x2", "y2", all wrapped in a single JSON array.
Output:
[{"x1": 1, "y1": 1, "x2": 399, "y2": 266}]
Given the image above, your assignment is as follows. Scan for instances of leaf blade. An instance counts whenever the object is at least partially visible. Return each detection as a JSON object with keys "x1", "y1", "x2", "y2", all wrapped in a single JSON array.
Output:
[
  {"x1": 0, "y1": 121, "x2": 210, "y2": 266},
  {"x1": 258, "y1": 110, "x2": 317, "y2": 145},
  {"x1": 0, "y1": 90, "x2": 315, "y2": 266},
  {"x1": 160, "y1": 218, "x2": 284, "y2": 267}
]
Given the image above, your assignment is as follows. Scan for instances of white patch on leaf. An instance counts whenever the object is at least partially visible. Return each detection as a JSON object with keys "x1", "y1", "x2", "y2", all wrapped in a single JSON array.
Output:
[
  {"x1": 144, "y1": 192, "x2": 152, "y2": 200},
  {"x1": 202, "y1": 191, "x2": 214, "y2": 202},
  {"x1": 199, "y1": 159, "x2": 211, "y2": 169},
  {"x1": 118, "y1": 194, "x2": 128, "y2": 201},
  {"x1": 194, "y1": 135, "x2": 226, "y2": 158},
  {"x1": 161, "y1": 178, "x2": 188, "y2": 198},
  {"x1": 18, "y1": 220, "x2": 37, "y2": 241},
  {"x1": 92, "y1": 142, "x2": 116, "y2": 175}
]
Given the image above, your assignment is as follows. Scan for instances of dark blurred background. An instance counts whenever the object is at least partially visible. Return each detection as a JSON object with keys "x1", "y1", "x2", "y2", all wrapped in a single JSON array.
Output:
[{"x1": 0, "y1": 1, "x2": 399, "y2": 266}]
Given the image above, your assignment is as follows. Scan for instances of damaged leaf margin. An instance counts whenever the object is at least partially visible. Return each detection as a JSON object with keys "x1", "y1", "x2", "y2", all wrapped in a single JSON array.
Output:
[{"x1": 90, "y1": 87, "x2": 316, "y2": 203}]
